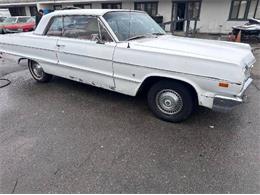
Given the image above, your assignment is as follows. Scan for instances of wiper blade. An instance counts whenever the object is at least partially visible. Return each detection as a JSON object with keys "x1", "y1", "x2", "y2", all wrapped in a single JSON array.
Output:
[
  {"x1": 127, "y1": 33, "x2": 165, "y2": 41},
  {"x1": 152, "y1": 32, "x2": 165, "y2": 36},
  {"x1": 127, "y1": 35, "x2": 150, "y2": 41}
]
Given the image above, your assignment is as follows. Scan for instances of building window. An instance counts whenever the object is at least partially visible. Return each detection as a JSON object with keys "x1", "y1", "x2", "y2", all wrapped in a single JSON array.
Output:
[
  {"x1": 172, "y1": 1, "x2": 201, "y2": 21},
  {"x1": 53, "y1": 5, "x2": 62, "y2": 10},
  {"x1": 248, "y1": 0, "x2": 260, "y2": 19},
  {"x1": 73, "y1": 4, "x2": 92, "y2": 9},
  {"x1": 134, "y1": 2, "x2": 158, "y2": 16},
  {"x1": 29, "y1": 6, "x2": 37, "y2": 16},
  {"x1": 63, "y1": 16, "x2": 99, "y2": 40},
  {"x1": 229, "y1": 0, "x2": 259, "y2": 20},
  {"x1": 102, "y1": 3, "x2": 122, "y2": 9},
  {"x1": 256, "y1": 1, "x2": 260, "y2": 18},
  {"x1": 9, "y1": 7, "x2": 26, "y2": 16},
  {"x1": 187, "y1": 1, "x2": 201, "y2": 20}
]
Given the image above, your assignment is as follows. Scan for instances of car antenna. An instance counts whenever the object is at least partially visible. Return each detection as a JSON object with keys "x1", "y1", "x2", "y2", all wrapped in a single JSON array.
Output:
[{"x1": 127, "y1": 0, "x2": 132, "y2": 48}]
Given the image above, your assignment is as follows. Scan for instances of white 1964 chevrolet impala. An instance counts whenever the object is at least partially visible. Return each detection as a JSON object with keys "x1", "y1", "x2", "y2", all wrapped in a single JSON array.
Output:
[{"x1": 0, "y1": 9, "x2": 256, "y2": 122}]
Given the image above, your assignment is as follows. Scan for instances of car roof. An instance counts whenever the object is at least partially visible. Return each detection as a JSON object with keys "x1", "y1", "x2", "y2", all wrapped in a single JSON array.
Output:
[
  {"x1": 47, "y1": 9, "x2": 143, "y2": 17},
  {"x1": 8, "y1": 16, "x2": 31, "y2": 18},
  {"x1": 34, "y1": 9, "x2": 144, "y2": 35}
]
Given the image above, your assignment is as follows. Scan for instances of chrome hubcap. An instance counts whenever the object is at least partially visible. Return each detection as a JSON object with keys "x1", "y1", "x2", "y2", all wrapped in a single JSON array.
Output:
[
  {"x1": 31, "y1": 63, "x2": 43, "y2": 78},
  {"x1": 156, "y1": 89, "x2": 183, "y2": 115}
]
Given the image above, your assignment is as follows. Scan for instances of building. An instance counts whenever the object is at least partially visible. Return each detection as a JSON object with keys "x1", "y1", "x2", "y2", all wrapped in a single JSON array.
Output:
[{"x1": 0, "y1": 0, "x2": 259, "y2": 34}]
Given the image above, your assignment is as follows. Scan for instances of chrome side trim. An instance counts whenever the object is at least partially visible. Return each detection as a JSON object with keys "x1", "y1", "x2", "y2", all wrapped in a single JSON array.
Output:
[
  {"x1": 113, "y1": 60, "x2": 241, "y2": 85},
  {"x1": 1, "y1": 50, "x2": 58, "y2": 66},
  {"x1": 59, "y1": 50, "x2": 113, "y2": 62},
  {"x1": 0, "y1": 42, "x2": 57, "y2": 53},
  {"x1": 1, "y1": 42, "x2": 115, "y2": 63}
]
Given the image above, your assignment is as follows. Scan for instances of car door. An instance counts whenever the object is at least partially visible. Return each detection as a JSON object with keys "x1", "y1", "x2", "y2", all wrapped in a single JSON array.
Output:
[
  {"x1": 40, "y1": 16, "x2": 63, "y2": 74},
  {"x1": 56, "y1": 15, "x2": 116, "y2": 90}
]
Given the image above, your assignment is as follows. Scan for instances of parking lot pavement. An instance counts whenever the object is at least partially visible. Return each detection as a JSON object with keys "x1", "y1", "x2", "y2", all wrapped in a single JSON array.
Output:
[
  {"x1": 0, "y1": 52, "x2": 259, "y2": 194},
  {"x1": 0, "y1": 59, "x2": 27, "y2": 78},
  {"x1": 252, "y1": 48, "x2": 260, "y2": 79}
]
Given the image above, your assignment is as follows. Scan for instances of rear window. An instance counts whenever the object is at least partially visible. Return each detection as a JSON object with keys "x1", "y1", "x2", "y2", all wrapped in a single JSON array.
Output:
[
  {"x1": 45, "y1": 15, "x2": 113, "y2": 42},
  {"x1": 17, "y1": 17, "x2": 31, "y2": 23},
  {"x1": 63, "y1": 15, "x2": 99, "y2": 40},
  {"x1": 3, "y1": 17, "x2": 17, "y2": 23}
]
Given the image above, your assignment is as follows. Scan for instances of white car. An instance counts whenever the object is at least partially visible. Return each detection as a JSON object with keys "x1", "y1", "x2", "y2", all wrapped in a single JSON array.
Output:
[{"x1": 0, "y1": 9, "x2": 256, "y2": 122}]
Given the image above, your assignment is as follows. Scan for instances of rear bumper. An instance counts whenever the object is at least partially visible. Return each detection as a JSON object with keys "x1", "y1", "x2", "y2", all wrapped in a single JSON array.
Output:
[{"x1": 212, "y1": 78, "x2": 253, "y2": 112}]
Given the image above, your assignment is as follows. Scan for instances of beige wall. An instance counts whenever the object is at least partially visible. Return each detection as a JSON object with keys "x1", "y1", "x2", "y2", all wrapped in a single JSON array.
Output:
[
  {"x1": 37, "y1": 3, "x2": 53, "y2": 10},
  {"x1": 155, "y1": 0, "x2": 247, "y2": 34},
  {"x1": 198, "y1": 0, "x2": 246, "y2": 33},
  {"x1": 122, "y1": 1, "x2": 134, "y2": 10},
  {"x1": 91, "y1": 2, "x2": 101, "y2": 9},
  {"x1": 24, "y1": 5, "x2": 30, "y2": 16},
  {"x1": 158, "y1": 0, "x2": 172, "y2": 23}
]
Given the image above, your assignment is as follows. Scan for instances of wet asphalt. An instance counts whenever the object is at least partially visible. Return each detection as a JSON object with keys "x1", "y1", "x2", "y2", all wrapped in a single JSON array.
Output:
[{"x1": 0, "y1": 50, "x2": 259, "y2": 193}]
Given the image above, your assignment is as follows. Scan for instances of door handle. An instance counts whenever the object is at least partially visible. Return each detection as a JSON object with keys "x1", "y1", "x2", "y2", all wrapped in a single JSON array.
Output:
[{"x1": 57, "y1": 44, "x2": 66, "y2": 48}]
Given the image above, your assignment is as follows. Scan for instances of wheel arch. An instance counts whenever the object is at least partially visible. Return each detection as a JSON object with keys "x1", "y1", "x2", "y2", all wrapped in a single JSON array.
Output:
[
  {"x1": 18, "y1": 57, "x2": 32, "y2": 65},
  {"x1": 18, "y1": 58, "x2": 41, "y2": 68},
  {"x1": 136, "y1": 75, "x2": 201, "y2": 105}
]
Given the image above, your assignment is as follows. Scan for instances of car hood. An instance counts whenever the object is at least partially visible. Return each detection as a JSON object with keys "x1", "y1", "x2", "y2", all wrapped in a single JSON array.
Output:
[
  {"x1": 233, "y1": 24, "x2": 260, "y2": 30},
  {"x1": 0, "y1": 22, "x2": 15, "y2": 28},
  {"x1": 4, "y1": 23, "x2": 19, "y2": 27},
  {"x1": 0, "y1": 22, "x2": 8, "y2": 27},
  {"x1": 3, "y1": 24, "x2": 20, "y2": 29},
  {"x1": 131, "y1": 35, "x2": 255, "y2": 69}
]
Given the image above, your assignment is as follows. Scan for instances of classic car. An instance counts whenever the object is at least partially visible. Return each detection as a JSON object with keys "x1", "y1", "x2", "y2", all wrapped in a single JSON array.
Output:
[
  {"x1": 0, "y1": 9, "x2": 256, "y2": 122},
  {"x1": 0, "y1": 17, "x2": 5, "y2": 33},
  {"x1": 0, "y1": 17, "x2": 10, "y2": 34},
  {"x1": 2, "y1": 16, "x2": 35, "y2": 33}
]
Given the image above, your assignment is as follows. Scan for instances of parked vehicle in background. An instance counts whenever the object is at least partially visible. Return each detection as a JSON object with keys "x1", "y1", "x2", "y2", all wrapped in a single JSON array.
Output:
[
  {"x1": 61, "y1": 6, "x2": 81, "y2": 10},
  {"x1": 232, "y1": 18, "x2": 260, "y2": 42},
  {"x1": 0, "y1": 17, "x2": 11, "y2": 34},
  {"x1": 3, "y1": 16, "x2": 35, "y2": 33},
  {"x1": 0, "y1": 10, "x2": 256, "y2": 122},
  {"x1": 0, "y1": 9, "x2": 11, "y2": 34}
]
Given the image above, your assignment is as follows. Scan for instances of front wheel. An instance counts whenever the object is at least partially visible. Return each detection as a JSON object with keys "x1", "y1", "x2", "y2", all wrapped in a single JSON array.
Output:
[
  {"x1": 147, "y1": 81, "x2": 195, "y2": 123},
  {"x1": 28, "y1": 60, "x2": 52, "y2": 83}
]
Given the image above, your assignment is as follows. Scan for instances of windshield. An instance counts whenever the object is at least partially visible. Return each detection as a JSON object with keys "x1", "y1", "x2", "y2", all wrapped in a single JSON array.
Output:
[
  {"x1": 17, "y1": 17, "x2": 31, "y2": 23},
  {"x1": 103, "y1": 11, "x2": 166, "y2": 41},
  {"x1": 3, "y1": 17, "x2": 17, "y2": 23}
]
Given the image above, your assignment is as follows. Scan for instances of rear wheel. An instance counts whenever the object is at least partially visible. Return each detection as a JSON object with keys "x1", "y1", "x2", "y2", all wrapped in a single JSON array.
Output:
[
  {"x1": 147, "y1": 81, "x2": 195, "y2": 122},
  {"x1": 28, "y1": 60, "x2": 52, "y2": 83}
]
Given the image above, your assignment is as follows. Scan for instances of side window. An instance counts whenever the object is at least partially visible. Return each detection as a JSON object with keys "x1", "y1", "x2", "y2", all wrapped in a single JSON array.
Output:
[
  {"x1": 63, "y1": 15, "x2": 99, "y2": 40},
  {"x1": 46, "y1": 17, "x2": 63, "y2": 37},
  {"x1": 99, "y1": 22, "x2": 113, "y2": 42},
  {"x1": 17, "y1": 17, "x2": 30, "y2": 23}
]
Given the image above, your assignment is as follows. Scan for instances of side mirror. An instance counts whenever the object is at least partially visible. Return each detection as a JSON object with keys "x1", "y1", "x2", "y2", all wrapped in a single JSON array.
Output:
[{"x1": 91, "y1": 34, "x2": 104, "y2": 44}]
